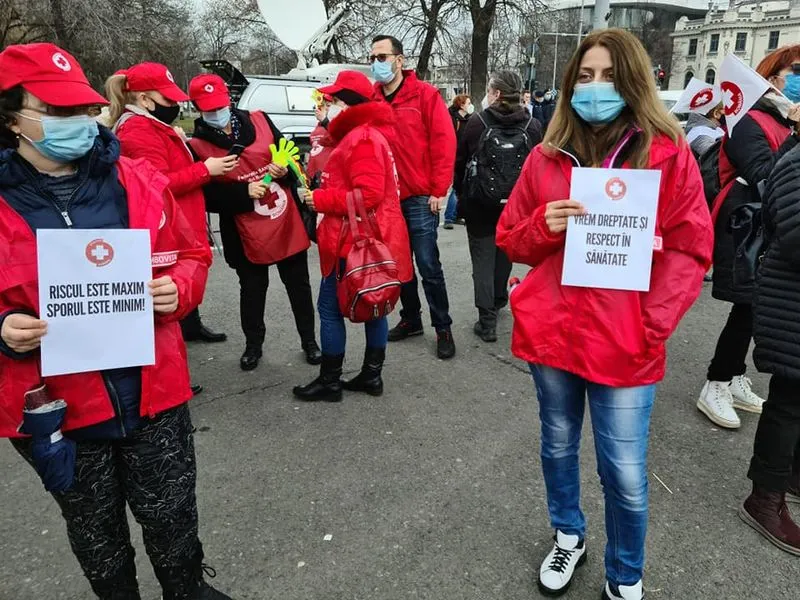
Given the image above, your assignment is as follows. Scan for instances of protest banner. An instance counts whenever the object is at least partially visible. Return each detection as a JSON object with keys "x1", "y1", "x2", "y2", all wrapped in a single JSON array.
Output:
[
  {"x1": 37, "y1": 229, "x2": 155, "y2": 377},
  {"x1": 562, "y1": 168, "x2": 661, "y2": 292}
]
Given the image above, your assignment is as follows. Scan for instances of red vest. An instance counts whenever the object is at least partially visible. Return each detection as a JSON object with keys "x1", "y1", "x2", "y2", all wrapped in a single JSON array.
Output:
[
  {"x1": 710, "y1": 109, "x2": 790, "y2": 223},
  {"x1": 307, "y1": 123, "x2": 333, "y2": 184},
  {"x1": 190, "y1": 112, "x2": 310, "y2": 264}
]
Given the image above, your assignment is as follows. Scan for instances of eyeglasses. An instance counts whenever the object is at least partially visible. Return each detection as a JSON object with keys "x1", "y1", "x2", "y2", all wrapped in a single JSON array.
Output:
[
  {"x1": 20, "y1": 105, "x2": 91, "y2": 118},
  {"x1": 368, "y1": 53, "x2": 397, "y2": 64},
  {"x1": 792, "y1": 63, "x2": 800, "y2": 75}
]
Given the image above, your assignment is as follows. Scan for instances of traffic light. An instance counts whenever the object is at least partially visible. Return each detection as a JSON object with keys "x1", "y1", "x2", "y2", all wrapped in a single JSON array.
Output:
[{"x1": 658, "y1": 69, "x2": 666, "y2": 86}]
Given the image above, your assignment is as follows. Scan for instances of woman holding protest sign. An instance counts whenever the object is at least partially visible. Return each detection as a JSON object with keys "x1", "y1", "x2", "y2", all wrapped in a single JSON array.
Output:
[
  {"x1": 496, "y1": 29, "x2": 712, "y2": 600},
  {"x1": 292, "y1": 71, "x2": 412, "y2": 403},
  {"x1": 698, "y1": 45, "x2": 800, "y2": 430},
  {"x1": 0, "y1": 43, "x2": 233, "y2": 599},
  {"x1": 105, "y1": 62, "x2": 229, "y2": 354},
  {"x1": 187, "y1": 74, "x2": 320, "y2": 372}
]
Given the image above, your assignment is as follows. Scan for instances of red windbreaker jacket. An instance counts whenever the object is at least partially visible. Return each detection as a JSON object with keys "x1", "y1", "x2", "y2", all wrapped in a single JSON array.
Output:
[
  {"x1": 0, "y1": 158, "x2": 210, "y2": 437},
  {"x1": 496, "y1": 135, "x2": 713, "y2": 387},
  {"x1": 373, "y1": 71, "x2": 456, "y2": 200}
]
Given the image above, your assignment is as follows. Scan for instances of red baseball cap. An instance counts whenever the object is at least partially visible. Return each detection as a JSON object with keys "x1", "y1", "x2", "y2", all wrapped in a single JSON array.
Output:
[
  {"x1": 319, "y1": 71, "x2": 374, "y2": 102},
  {"x1": 189, "y1": 74, "x2": 230, "y2": 111},
  {"x1": 120, "y1": 62, "x2": 189, "y2": 103},
  {"x1": 0, "y1": 43, "x2": 107, "y2": 106}
]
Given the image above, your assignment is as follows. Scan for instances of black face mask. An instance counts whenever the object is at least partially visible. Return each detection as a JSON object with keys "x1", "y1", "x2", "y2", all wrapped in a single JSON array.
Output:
[{"x1": 148, "y1": 102, "x2": 180, "y2": 125}]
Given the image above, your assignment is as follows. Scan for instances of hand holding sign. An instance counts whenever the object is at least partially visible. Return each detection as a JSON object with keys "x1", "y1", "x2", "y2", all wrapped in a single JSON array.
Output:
[
  {"x1": 545, "y1": 199, "x2": 587, "y2": 234},
  {"x1": 149, "y1": 276, "x2": 178, "y2": 315},
  {"x1": 1, "y1": 313, "x2": 48, "y2": 353}
]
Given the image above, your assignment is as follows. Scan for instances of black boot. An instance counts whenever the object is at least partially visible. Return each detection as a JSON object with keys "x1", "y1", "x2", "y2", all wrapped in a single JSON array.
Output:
[
  {"x1": 342, "y1": 347, "x2": 385, "y2": 397},
  {"x1": 181, "y1": 309, "x2": 227, "y2": 343},
  {"x1": 91, "y1": 554, "x2": 141, "y2": 599},
  {"x1": 302, "y1": 339, "x2": 323, "y2": 365},
  {"x1": 155, "y1": 547, "x2": 234, "y2": 600},
  {"x1": 473, "y1": 308, "x2": 497, "y2": 343},
  {"x1": 293, "y1": 354, "x2": 344, "y2": 402},
  {"x1": 240, "y1": 345, "x2": 262, "y2": 371}
]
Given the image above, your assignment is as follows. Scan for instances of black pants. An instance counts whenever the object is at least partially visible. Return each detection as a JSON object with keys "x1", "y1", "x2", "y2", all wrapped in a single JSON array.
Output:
[
  {"x1": 467, "y1": 232, "x2": 512, "y2": 327},
  {"x1": 12, "y1": 404, "x2": 203, "y2": 599},
  {"x1": 235, "y1": 250, "x2": 315, "y2": 349},
  {"x1": 748, "y1": 376, "x2": 800, "y2": 491},
  {"x1": 180, "y1": 307, "x2": 206, "y2": 337},
  {"x1": 707, "y1": 303, "x2": 753, "y2": 381}
]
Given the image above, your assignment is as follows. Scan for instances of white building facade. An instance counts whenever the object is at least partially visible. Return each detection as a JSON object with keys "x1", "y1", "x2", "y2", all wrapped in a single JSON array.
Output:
[{"x1": 669, "y1": 0, "x2": 800, "y2": 90}]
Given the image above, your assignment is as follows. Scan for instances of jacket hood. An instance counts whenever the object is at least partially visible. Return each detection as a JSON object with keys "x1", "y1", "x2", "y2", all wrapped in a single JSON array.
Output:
[
  {"x1": 484, "y1": 105, "x2": 532, "y2": 125},
  {"x1": 0, "y1": 125, "x2": 120, "y2": 188},
  {"x1": 327, "y1": 101, "x2": 395, "y2": 143},
  {"x1": 685, "y1": 111, "x2": 717, "y2": 134}
]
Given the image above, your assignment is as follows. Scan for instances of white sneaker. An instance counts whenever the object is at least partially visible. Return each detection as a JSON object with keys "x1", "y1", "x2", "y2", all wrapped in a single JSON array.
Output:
[
  {"x1": 730, "y1": 375, "x2": 765, "y2": 414},
  {"x1": 538, "y1": 530, "x2": 587, "y2": 596},
  {"x1": 602, "y1": 581, "x2": 644, "y2": 600},
  {"x1": 697, "y1": 381, "x2": 741, "y2": 429}
]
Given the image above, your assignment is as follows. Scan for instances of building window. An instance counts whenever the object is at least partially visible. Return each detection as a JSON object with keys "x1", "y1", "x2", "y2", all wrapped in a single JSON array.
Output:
[
  {"x1": 709, "y1": 33, "x2": 720, "y2": 54},
  {"x1": 735, "y1": 32, "x2": 748, "y2": 52},
  {"x1": 688, "y1": 38, "x2": 698, "y2": 57},
  {"x1": 685, "y1": 71, "x2": 694, "y2": 87},
  {"x1": 706, "y1": 69, "x2": 716, "y2": 84},
  {"x1": 769, "y1": 31, "x2": 780, "y2": 50}
]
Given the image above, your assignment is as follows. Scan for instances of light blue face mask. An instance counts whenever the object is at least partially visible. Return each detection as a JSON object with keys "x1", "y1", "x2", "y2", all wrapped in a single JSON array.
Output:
[
  {"x1": 17, "y1": 113, "x2": 98, "y2": 163},
  {"x1": 570, "y1": 82, "x2": 627, "y2": 125},
  {"x1": 783, "y1": 73, "x2": 800, "y2": 103},
  {"x1": 371, "y1": 60, "x2": 395, "y2": 84},
  {"x1": 202, "y1": 107, "x2": 231, "y2": 129}
]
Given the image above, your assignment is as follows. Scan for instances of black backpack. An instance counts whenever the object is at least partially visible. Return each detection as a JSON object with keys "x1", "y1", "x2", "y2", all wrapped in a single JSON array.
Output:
[
  {"x1": 696, "y1": 138, "x2": 722, "y2": 208},
  {"x1": 463, "y1": 111, "x2": 535, "y2": 208}
]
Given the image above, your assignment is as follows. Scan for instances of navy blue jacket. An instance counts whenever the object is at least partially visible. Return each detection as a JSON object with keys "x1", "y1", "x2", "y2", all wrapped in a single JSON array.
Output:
[{"x1": 0, "y1": 128, "x2": 142, "y2": 439}]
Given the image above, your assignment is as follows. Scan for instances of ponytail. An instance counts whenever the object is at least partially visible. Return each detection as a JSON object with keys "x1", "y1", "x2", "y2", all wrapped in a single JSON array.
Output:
[
  {"x1": 488, "y1": 70, "x2": 523, "y2": 110},
  {"x1": 104, "y1": 73, "x2": 135, "y2": 128}
]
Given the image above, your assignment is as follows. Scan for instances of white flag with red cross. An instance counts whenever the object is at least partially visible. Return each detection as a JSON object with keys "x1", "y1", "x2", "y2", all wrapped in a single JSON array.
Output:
[
  {"x1": 671, "y1": 78, "x2": 721, "y2": 115},
  {"x1": 719, "y1": 53, "x2": 771, "y2": 132}
]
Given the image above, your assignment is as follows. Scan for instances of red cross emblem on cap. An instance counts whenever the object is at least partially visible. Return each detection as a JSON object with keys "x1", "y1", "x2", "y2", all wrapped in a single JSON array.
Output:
[
  {"x1": 52, "y1": 52, "x2": 71, "y2": 72},
  {"x1": 204, "y1": 84, "x2": 214, "y2": 93},
  {"x1": 166, "y1": 69, "x2": 175, "y2": 83},
  {"x1": 606, "y1": 177, "x2": 627, "y2": 201},
  {"x1": 85, "y1": 239, "x2": 114, "y2": 267}
]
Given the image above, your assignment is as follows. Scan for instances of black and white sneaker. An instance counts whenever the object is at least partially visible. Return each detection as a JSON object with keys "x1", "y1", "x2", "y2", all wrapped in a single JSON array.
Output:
[
  {"x1": 538, "y1": 530, "x2": 587, "y2": 596},
  {"x1": 601, "y1": 580, "x2": 643, "y2": 600}
]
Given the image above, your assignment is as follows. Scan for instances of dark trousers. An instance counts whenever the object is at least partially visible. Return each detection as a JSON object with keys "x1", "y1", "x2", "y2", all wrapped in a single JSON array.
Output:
[
  {"x1": 707, "y1": 303, "x2": 753, "y2": 381},
  {"x1": 180, "y1": 307, "x2": 205, "y2": 337},
  {"x1": 235, "y1": 250, "x2": 316, "y2": 349},
  {"x1": 748, "y1": 376, "x2": 800, "y2": 491},
  {"x1": 12, "y1": 405, "x2": 203, "y2": 599},
  {"x1": 398, "y1": 195, "x2": 453, "y2": 331},
  {"x1": 467, "y1": 232, "x2": 512, "y2": 327}
]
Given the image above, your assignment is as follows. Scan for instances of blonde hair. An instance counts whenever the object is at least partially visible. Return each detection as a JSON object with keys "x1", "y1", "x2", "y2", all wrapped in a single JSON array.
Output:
[
  {"x1": 544, "y1": 28, "x2": 683, "y2": 169},
  {"x1": 104, "y1": 73, "x2": 138, "y2": 128}
]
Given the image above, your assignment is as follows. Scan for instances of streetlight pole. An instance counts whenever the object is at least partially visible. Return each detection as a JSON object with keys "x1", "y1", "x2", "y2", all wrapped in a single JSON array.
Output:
[
  {"x1": 577, "y1": 0, "x2": 586, "y2": 49},
  {"x1": 594, "y1": 0, "x2": 611, "y2": 31},
  {"x1": 553, "y1": 24, "x2": 559, "y2": 90}
]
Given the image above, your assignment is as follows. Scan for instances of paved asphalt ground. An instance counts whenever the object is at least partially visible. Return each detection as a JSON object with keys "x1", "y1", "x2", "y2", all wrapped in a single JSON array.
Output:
[{"x1": 2, "y1": 225, "x2": 799, "y2": 600}]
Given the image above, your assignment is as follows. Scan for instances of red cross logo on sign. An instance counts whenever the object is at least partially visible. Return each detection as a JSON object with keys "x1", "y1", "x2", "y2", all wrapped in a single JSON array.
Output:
[
  {"x1": 166, "y1": 69, "x2": 175, "y2": 83},
  {"x1": 690, "y1": 88, "x2": 714, "y2": 110},
  {"x1": 605, "y1": 177, "x2": 627, "y2": 201},
  {"x1": 52, "y1": 52, "x2": 71, "y2": 72},
  {"x1": 204, "y1": 84, "x2": 214, "y2": 93},
  {"x1": 721, "y1": 81, "x2": 744, "y2": 116},
  {"x1": 253, "y1": 183, "x2": 288, "y2": 219},
  {"x1": 85, "y1": 239, "x2": 114, "y2": 267}
]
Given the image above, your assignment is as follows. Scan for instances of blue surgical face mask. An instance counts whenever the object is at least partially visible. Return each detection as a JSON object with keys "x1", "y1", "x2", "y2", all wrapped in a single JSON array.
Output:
[
  {"x1": 202, "y1": 107, "x2": 231, "y2": 129},
  {"x1": 17, "y1": 113, "x2": 98, "y2": 163},
  {"x1": 371, "y1": 59, "x2": 396, "y2": 84},
  {"x1": 570, "y1": 82, "x2": 627, "y2": 125},
  {"x1": 782, "y1": 73, "x2": 800, "y2": 103}
]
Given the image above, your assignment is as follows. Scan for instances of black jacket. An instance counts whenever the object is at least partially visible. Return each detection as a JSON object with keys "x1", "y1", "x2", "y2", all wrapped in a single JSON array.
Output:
[
  {"x1": 454, "y1": 105, "x2": 542, "y2": 237},
  {"x1": 192, "y1": 108, "x2": 298, "y2": 269},
  {"x1": 754, "y1": 143, "x2": 800, "y2": 379},
  {"x1": 530, "y1": 100, "x2": 554, "y2": 130},
  {"x1": 448, "y1": 105, "x2": 471, "y2": 140},
  {"x1": 712, "y1": 101, "x2": 798, "y2": 304}
]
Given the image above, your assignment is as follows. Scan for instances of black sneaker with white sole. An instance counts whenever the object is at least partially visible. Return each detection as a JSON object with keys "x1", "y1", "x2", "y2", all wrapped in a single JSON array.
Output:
[
  {"x1": 601, "y1": 580, "x2": 644, "y2": 600},
  {"x1": 538, "y1": 530, "x2": 587, "y2": 596}
]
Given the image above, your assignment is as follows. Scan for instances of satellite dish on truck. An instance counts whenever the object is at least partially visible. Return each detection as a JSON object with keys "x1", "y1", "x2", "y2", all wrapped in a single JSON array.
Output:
[{"x1": 257, "y1": 0, "x2": 350, "y2": 69}]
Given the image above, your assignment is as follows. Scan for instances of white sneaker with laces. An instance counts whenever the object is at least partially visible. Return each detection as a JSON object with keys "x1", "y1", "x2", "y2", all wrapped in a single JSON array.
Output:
[
  {"x1": 602, "y1": 580, "x2": 644, "y2": 600},
  {"x1": 697, "y1": 381, "x2": 741, "y2": 429},
  {"x1": 730, "y1": 375, "x2": 765, "y2": 414},
  {"x1": 538, "y1": 530, "x2": 587, "y2": 596}
]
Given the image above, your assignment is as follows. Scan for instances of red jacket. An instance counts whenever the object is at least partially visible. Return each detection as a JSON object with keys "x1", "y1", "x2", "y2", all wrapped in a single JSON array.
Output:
[
  {"x1": 0, "y1": 158, "x2": 210, "y2": 438},
  {"x1": 315, "y1": 102, "x2": 412, "y2": 282},
  {"x1": 115, "y1": 110, "x2": 211, "y2": 247},
  {"x1": 373, "y1": 71, "x2": 456, "y2": 200},
  {"x1": 496, "y1": 136, "x2": 713, "y2": 387}
]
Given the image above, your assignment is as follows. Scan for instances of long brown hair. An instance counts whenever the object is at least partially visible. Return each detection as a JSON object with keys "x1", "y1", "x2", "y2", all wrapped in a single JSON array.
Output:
[{"x1": 544, "y1": 28, "x2": 682, "y2": 168}]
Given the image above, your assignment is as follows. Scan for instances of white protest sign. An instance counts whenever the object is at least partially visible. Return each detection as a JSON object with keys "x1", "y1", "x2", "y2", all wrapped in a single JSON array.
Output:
[
  {"x1": 562, "y1": 168, "x2": 661, "y2": 292},
  {"x1": 37, "y1": 229, "x2": 155, "y2": 377},
  {"x1": 671, "y1": 77, "x2": 721, "y2": 115},
  {"x1": 719, "y1": 53, "x2": 770, "y2": 132}
]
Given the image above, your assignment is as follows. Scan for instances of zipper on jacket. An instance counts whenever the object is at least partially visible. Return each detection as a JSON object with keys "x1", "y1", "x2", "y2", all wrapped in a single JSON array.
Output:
[
  {"x1": 102, "y1": 373, "x2": 128, "y2": 437},
  {"x1": 21, "y1": 150, "x2": 95, "y2": 229}
]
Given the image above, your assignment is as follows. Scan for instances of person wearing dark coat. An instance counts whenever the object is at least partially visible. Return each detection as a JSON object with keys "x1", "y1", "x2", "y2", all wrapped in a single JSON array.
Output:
[
  {"x1": 697, "y1": 48, "x2": 800, "y2": 431},
  {"x1": 530, "y1": 90, "x2": 554, "y2": 130},
  {"x1": 454, "y1": 71, "x2": 542, "y2": 342},
  {"x1": 444, "y1": 94, "x2": 472, "y2": 228}
]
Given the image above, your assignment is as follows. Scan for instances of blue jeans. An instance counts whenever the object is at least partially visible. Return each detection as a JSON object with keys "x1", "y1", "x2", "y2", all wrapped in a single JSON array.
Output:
[
  {"x1": 529, "y1": 364, "x2": 655, "y2": 587},
  {"x1": 318, "y1": 271, "x2": 388, "y2": 356},
  {"x1": 398, "y1": 195, "x2": 453, "y2": 330},
  {"x1": 444, "y1": 188, "x2": 458, "y2": 224}
]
